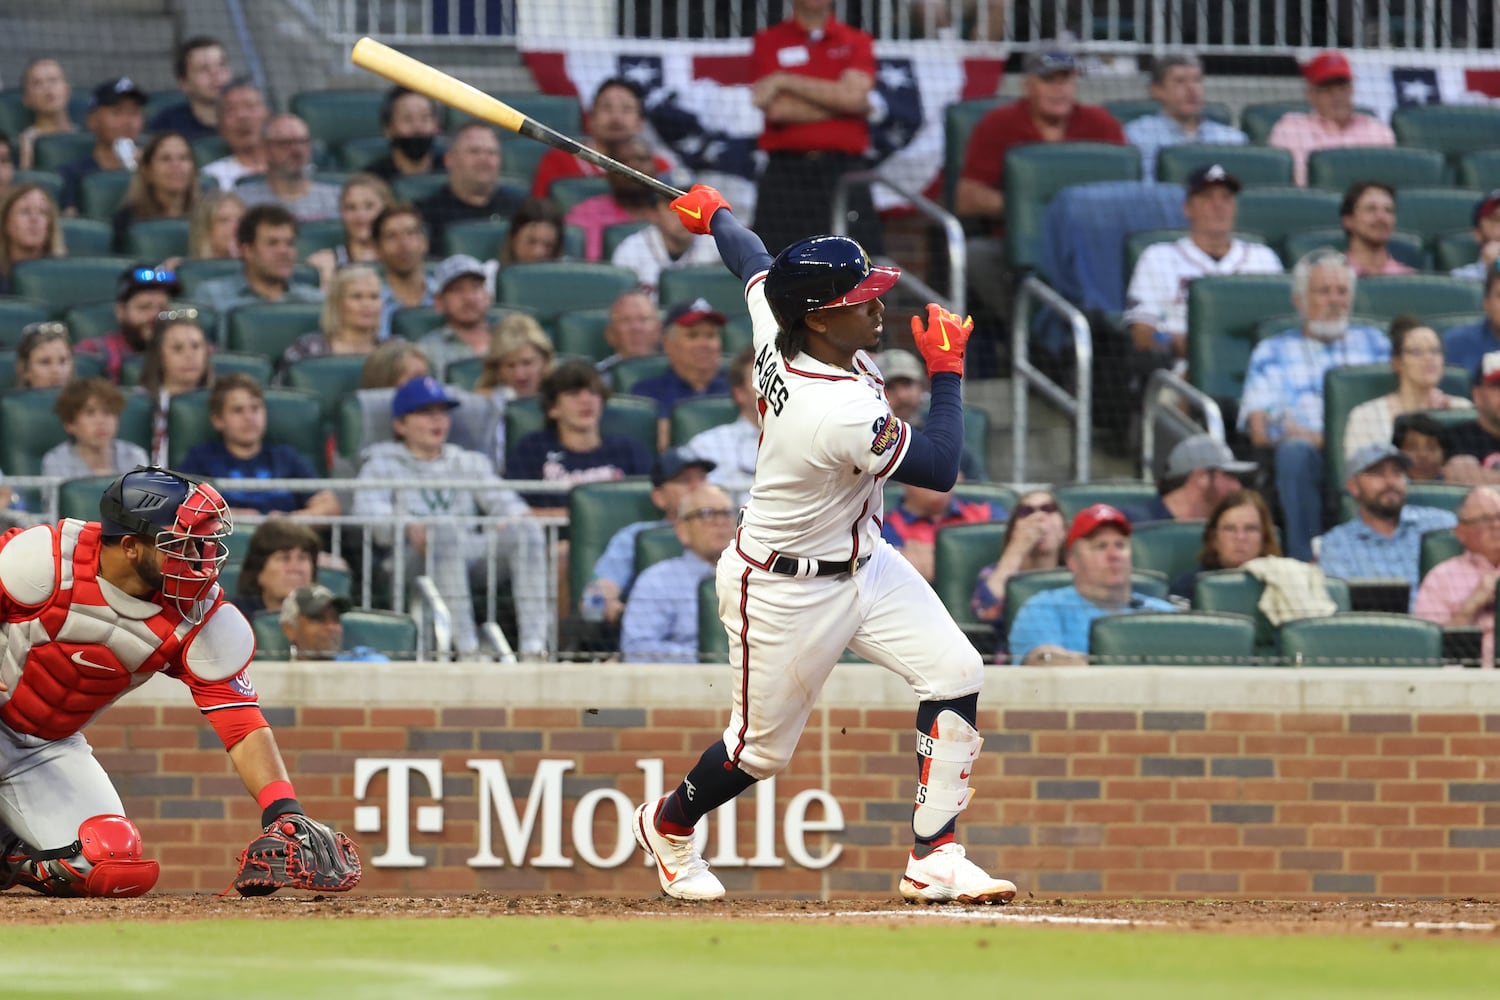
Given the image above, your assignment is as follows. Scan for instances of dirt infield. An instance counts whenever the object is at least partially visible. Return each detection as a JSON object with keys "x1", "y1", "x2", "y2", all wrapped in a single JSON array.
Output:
[{"x1": 5, "y1": 893, "x2": 1500, "y2": 936}]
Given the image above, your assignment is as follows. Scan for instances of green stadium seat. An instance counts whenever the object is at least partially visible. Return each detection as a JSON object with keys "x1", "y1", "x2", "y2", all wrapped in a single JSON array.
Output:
[
  {"x1": 633, "y1": 523, "x2": 683, "y2": 576},
  {"x1": 31, "y1": 133, "x2": 95, "y2": 172},
  {"x1": 670, "y1": 395, "x2": 738, "y2": 447},
  {"x1": 175, "y1": 257, "x2": 242, "y2": 298},
  {"x1": 390, "y1": 173, "x2": 450, "y2": 203},
  {"x1": 0, "y1": 298, "x2": 50, "y2": 349},
  {"x1": 1055, "y1": 480, "x2": 1161, "y2": 522},
  {"x1": 10, "y1": 257, "x2": 137, "y2": 318},
  {"x1": 1005, "y1": 143, "x2": 1142, "y2": 272},
  {"x1": 0, "y1": 93, "x2": 28, "y2": 138},
  {"x1": 78, "y1": 171, "x2": 132, "y2": 221},
  {"x1": 126, "y1": 218, "x2": 191, "y2": 261},
  {"x1": 167, "y1": 387, "x2": 326, "y2": 472},
  {"x1": 61, "y1": 300, "x2": 121, "y2": 342},
  {"x1": 1281, "y1": 227, "x2": 1425, "y2": 271},
  {"x1": 1089, "y1": 611, "x2": 1256, "y2": 666},
  {"x1": 1392, "y1": 105, "x2": 1500, "y2": 165},
  {"x1": 338, "y1": 135, "x2": 390, "y2": 171},
  {"x1": 212, "y1": 351, "x2": 275, "y2": 385},
  {"x1": 1003, "y1": 567, "x2": 1170, "y2": 649},
  {"x1": 499, "y1": 136, "x2": 548, "y2": 194},
  {"x1": 389, "y1": 305, "x2": 442, "y2": 342},
  {"x1": 1234, "y1": 188, "x2": 1343, "y2": 256},
  {"x1": 283, "y1": 354, "x2": 369, "y2": 422},
  {"x1": 289, "y1": 89, "x2": 386, "y2": 151},
  {"x1": 603, "y1": 222, "x2": 651, "y2": 259},
  {"x1": 442, "y1": 356, "x2": 483, "y2": 390},
  {"x1": 342, "y1": 609, "x2": 419, "y2": 659},
  {"x1": 566, "y1": 478, "x2": 660, "y2": 613},
  {"x1": 191, "y1": 135, "x2": 230, "y2": 168},
  {"x1": 961, "y1": 404, "x2": 992, "y2": 480},
  {"x1": 224, "y1": 302, "x2": 324, "y2": 359},
  {"x1": 610, "y1": 355, "x2": 671, "y2": 394},
  {"x1": 57, "y1": 475, "x2": 119, "y2": 522},
  {"x1": 60, "y1": 217, "x2": 115, "y2": 256},
  {"x1": 942, "y1": 98, "x2": 1003, "y2": 210},
  {"x1": 1353, "y1": 275, "x2": 1482, "y2": 324},
  {"x1": 1192, "y1": 568, "x2": 1351, "y2": 658},
  {"x1": 12, "y1": 170, "x2": 64, "y2": 204},
  {"x1": 697, "y1": 574, "x2": 726, "y2": 662},
  {"x1": 1306, "y1": 147, "x2": 1446, "y2": 193},
  {"x1": 1129, "y1": 519, "x2": 1205, "y2": 583},
  {"x1": 452, "y1": 92, "x2": 582, "y2": 137},
  {"x1": 1434, "y1": 231, "x2": 1479, "y2": 274},
  {"x1": 1104, "y1": 98, "x2": 1233, "y2": 127},
  {"x1": 296, "y1": 219, "x2": 347, "y2": 259},
  {"x1": 1323, "y1": 364, "x2": 1471, "y2": 491},
  {"x1": 1396, "y1": 188, "x2": 1486, "y2": 242},
  {"x1": 1154, "y1": 144, "x2": 1294, "y2": 187},
  {"x1": 1458, "y1": 150, "x2": 1500, "y2": 192},
  {"x1": 555, "y1": 308, "x2": 612, "y2": 362},
  {"x1": 0, "y1": 352, "x2": 16, "y2": 391},
  {"x1": 251, "y1": 612, "x2": 290, "y2": 661},
  {"x1": 1427, "y1": 311, "x2": 1484, "y2": 338},
  {"x1": 657, "y1": 266, "x2": 748, "y2": 319},
  {"x1": 497, "y1": 262, "x2": 639, "y2": 323},
  {"x1": 1, "y1": 388, "x2": 64, "y2": 474},
  {"x1": 1278, "y1": 612, "x2": 1442, "y2": 666},
  {"x1": 1185, "y1": 273, "x2": 1297, "y2": 409},
  {"x1": 1419, "y1": 527, "x2": 1463, "y2": 582},
  {"x1": 443, "y1": 219, "x2": 508, "y2": 259},
  {"x1": 932, "y1": 521, "x2": 1006, "y2": 652},
  {"x1": 546, "y1": 176, "x2": 610, "y2": 213}
]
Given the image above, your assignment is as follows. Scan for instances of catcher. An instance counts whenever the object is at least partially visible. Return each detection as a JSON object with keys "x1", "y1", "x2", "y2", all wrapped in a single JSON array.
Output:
[{"x1": 0, "y1": 466, "x2": 358, "y2": 898}]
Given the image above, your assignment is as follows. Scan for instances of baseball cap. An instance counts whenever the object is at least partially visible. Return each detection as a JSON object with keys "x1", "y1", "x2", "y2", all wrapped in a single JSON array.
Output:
[
  {"x1": 1474, "y1": 190, "x2": 1500, "y2": 227},
  {"x1": 115, "y1": 266, "x2": 180, "y2": 302},
  {"x1": 432, "y1": 254, "x2": 487, "y2": 294},
  {"x1": 666, "y1": 297, "x2": 727, "y2": 328},
  {"x1": 652, "y1": 447, "x2": 716, "y2": 487},
  {"x1": 391, "y1": 376, "x2": 459, "y2": 418},
  {"x1": 1185, "y1": 163, "x2": 1242, "y2": 197},
  {"x1": 1023, "y1": 50, "x2": 1077, "y2": 78},
  {"x1": 1302, "y1": 51, "x2": 1352, "y2": 86},
  {"x1": 92, "y1": 76, "x2": 148, "y2": 109},
  {"x1": 1346, "y1": 441, "x2": 1411, "y2": 476},
  {"x1": 279, "y1": 583, "x2": 352, "y2": 627},
  {"x1": 871, "y1": 349, "x2": 925, "y2": 384},
  {"x1": 1065, "y1": 503, "x2": 1132, "y2": 551},
  {"x1": 1164, "y1": 433, "x2": 1258, "y2": 480},
  {"x1": 1481, "y1": 352, "x2": 1500, "y2": 386}
]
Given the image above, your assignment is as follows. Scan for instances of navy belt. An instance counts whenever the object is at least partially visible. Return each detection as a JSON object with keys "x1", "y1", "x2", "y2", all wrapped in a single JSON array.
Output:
[{"x1": 769, "y1": 554, "x2": 870, "y2": 577}]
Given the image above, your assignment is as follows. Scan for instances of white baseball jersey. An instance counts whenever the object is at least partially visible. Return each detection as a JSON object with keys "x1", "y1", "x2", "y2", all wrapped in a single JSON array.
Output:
[
  {"x1": 736, "y1": 271, "x2": 912, "y2": 563},
  {"x1": 1123, "y1": 237, "x2": 1284, "y2": 337}
]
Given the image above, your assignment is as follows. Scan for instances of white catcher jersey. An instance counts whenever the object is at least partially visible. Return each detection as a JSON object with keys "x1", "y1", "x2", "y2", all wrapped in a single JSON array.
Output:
[{"x1": 736, "y1": 271, "x2": 912, "y2": 561}]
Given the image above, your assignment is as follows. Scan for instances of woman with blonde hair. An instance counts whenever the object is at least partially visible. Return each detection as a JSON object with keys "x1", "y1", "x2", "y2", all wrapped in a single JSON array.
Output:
[
  {"x1": 277, "y1": 264, "x2": 384, "y2": 379},
  {"x1": 475, "y1": 313, "x2": 555, "y2": 401},
  {"x1": 359, "y1": 339, "x2": 432, "y2": 390},
  {"x1": 112, "y1": 131, "x2": 199, "y2": 251},
  {"x1": 17, "y1": 58, "x2": 76, "y2": 171},
  {"x1": 308, "y1": 173, "x2": 395, "y2": 285},
  {"x1": 187, "y1": 190, "x2": 245, "y2": 260},
  {"x1": 0, "y1": 183, "x2": 66, "y2": 294}
]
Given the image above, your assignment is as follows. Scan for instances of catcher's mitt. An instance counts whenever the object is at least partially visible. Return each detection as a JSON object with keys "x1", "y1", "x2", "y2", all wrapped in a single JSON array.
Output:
[{"x1": 231, "y1": 813, "x2": 362, "y2": 896}]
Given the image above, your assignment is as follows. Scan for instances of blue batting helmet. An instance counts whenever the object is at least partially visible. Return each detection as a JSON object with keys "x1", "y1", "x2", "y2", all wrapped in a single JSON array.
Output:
[{"x1": 763, "y1": 235, "x2": 900, "y2": 333}]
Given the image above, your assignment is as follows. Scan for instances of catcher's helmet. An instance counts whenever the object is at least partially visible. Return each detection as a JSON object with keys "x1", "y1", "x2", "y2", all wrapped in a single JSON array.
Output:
[
  {"x1": 764, "y1": 235, "x2": 901, "y2": 333},
  {"x1": 100, "y1": 466, "x2": 233, "y2": 624}
]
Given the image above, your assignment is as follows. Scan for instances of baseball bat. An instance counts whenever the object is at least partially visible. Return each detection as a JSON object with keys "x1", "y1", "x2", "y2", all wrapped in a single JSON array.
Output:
[{"x1": 350, "y1": 36, "x2": 687, "y2": 201}]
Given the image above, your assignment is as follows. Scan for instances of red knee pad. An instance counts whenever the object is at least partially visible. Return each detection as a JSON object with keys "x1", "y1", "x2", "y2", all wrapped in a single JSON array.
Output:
[{"x1": 77, "y1": 815, "x2": 159, "y2": 897}]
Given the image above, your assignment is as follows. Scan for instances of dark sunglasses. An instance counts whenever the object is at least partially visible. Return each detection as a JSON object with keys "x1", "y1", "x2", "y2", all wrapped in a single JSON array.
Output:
[{"x1": 1012, "y1": 502, "x2": 1060, "y2": 518}]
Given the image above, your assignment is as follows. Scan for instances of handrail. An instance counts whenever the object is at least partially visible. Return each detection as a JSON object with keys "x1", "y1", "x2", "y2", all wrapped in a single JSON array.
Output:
[
  {"x1": 482, "y1": 621, "x2": 518, "y2": 663},
  {"x1": 831, "y1": 169, "x2": 966, "y2": 316},
  {"x1": 412, "y1": 575, "x2": 454, "y2": 662},
  {"x1": 1010, "y1": 275, "x2": 1092, "y2": 483},
  {"x1": 1140, "y1": 368, "x2": 1228, "y2": 479}
]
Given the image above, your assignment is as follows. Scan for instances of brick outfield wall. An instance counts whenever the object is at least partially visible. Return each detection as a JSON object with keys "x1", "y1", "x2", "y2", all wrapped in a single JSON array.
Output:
[{"x1": 94, "y1": 665, "x2": 1500, "y2": 898}]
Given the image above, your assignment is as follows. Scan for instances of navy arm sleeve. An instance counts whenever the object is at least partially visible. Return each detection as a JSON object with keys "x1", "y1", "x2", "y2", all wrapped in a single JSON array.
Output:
[
  {"x1": 889, "y1": 372, "x2": 964, "y2": 491},
  {"x1": 710, "y1": 209, "x2": 776, "y2": 283}
]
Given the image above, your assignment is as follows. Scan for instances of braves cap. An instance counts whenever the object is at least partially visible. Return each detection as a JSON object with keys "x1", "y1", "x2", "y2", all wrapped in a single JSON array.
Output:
[
  {"x1": 1066, "y1": 503, "x2": 1132, "y2": 551},
  {"x1": 1346, "y1": 441, "x2": 1411, "y2": 477},
  {"x1": 92, "y1": 76, "x2": 148, "y2": 109},
  {"x1": 1164, "y1": 433, "x2": 1257, "y2": 480},
  {"x1": 1185, "y1": 163, "x2": 1242, "y2": 197},
  {"x1": 1302, "y1": 51, "x2": 1352, "y2": 86},
  {"x1": 1023, "y1": 50, "x2": 1077, "y2": 78},
  {"x1": 666, "y1": 297, "x2": 727, "y2": 328},
  {"x1": 652, "y1": 447, "x2": 716, "y2": 487},
  {"x1": 392, "y1": 376, "x2": 459, "y2": 418},
  {"x1": 116, "y1": 266, "x2": 180, "y2": 302},
  {"x1": 280, "y1": 583, "x2": 351, "y2": 626},
  {"x1": 432, "y1": 254, "x2": 487, "y2": 294},
  {"x1": 871, "y1": 349, "x2": 925, "y2": 384},
  {"x1": 1474, "y1": 190, "x2": 1500, "y2": 227}
]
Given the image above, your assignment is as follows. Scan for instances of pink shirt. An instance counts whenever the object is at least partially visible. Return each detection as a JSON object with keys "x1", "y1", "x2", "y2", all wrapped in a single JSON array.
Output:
[
  {"x1": 564, "y1": 194, "x2": 638, "y2": 262},
  {"x1": 1413, "y1": 550, "x2": 1498, "y2": 664},
  {"x1": 1350, "y1": 253, "x2": 1415, "y2": 276},
  {"x1": 1267, "y1": 111, "x2": 1397, "y2": 186}
]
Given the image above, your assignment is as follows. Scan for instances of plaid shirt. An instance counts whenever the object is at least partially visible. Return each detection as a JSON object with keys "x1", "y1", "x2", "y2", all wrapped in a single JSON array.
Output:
[
  {"x1": 1237, "y1": 326, "x2": 1389, "y2": 438},
  {"x1": 1317, "y1": 505, "x2": 1458, "y2": 604}
]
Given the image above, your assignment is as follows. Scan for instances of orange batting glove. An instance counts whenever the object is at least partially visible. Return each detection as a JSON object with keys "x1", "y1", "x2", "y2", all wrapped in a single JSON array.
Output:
[
  {"x1": 910, "y1": 303, "x2": 973, "y2": 377},
  {"x1": 670, "y1": 184, "x2": 731, "y2": 236}
]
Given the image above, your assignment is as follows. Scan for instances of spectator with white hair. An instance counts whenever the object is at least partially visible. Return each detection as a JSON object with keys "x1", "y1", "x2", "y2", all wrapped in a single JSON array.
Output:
[
  {"x1": 1414, "y1": 485, "x2": 1500, "y2": 664},
  {"x1": 1268, "y1": 51, "x2": 1395, "y2": 187},
  {"x1": 1123, "y1": 53, "x2": 1248, "y2": 179}
]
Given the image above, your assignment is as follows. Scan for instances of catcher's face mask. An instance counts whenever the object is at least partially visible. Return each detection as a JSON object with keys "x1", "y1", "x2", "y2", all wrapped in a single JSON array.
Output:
[{"x1": 155, "y1": 482, "x2": 233, "y2": 624}]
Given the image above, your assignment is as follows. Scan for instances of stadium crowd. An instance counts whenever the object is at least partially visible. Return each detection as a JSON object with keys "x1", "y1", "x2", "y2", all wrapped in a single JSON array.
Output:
[{"x1": 2, "y1": 10, "x2": 1500, "y2": 666}]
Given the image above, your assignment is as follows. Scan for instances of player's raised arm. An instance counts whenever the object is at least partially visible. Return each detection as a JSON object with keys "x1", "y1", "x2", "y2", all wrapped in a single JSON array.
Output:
[
  {"x1": 887, "y1": 304, "x2": 973, "y2": 492},
  {"x1": 670, "y1": 184, "x2": 775, "y2": 283}
]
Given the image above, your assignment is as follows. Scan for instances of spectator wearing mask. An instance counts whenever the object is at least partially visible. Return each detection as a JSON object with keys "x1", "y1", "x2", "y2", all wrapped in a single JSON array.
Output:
[{"x1": 364, "y1": 86, "x2": 444, "y2": 181}]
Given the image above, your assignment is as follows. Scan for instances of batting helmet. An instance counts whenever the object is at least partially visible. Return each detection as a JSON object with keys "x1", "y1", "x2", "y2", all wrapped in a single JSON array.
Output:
[
  {"x1": 100, "y1": 466, "x2": 233, "y2": 624},
  {"x1": 763, "y1": 236, "x2": 901, "y2": 334}
]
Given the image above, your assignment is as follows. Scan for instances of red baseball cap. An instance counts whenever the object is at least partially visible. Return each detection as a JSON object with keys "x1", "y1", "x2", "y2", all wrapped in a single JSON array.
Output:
[
  {"x1": 1066, "y1": 503, "x2": 1132, "y2": 551},
  {"x1": 1303, "y1": 51, "x2": 1352, "y2": 86}
]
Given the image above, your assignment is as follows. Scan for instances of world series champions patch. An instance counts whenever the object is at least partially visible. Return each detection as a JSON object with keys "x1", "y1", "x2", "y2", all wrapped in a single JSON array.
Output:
[{"x1": 870, "y1": 415, "x2": 901, "y2": 455}]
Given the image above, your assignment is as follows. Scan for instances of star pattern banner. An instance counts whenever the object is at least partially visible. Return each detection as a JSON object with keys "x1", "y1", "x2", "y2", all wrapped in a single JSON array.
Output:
[{"x1": 1346, "y1": 49, "x2": 1500, "y2": 123}]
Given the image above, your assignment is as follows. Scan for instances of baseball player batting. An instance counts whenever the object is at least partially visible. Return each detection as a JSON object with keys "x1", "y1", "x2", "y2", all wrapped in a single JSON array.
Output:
[
  {"x1": 633, "y1": 185, "x2": 1016, "y2": 904},
  {"x1": 0, "y1": 466, "x2": 358, "y2": 898}
]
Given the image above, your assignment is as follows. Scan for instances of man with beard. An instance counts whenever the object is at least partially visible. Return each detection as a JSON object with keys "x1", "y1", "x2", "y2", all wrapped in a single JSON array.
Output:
[
  {"x1": 564, "y1": 135, "x2": 664, "y2": 261},
  {"x1": 1239, "y1": 249, "x2": 1388, "y2": 560},
  {"x1": 76, "y1": 268, "x2": 180, "y2": 383},
  {"x1": 1317, "y1": 442, "x2": 1455, "y2": 610},
  {"x1": 1340, "y1": 180, "x2": 1413, "y2": 277}
]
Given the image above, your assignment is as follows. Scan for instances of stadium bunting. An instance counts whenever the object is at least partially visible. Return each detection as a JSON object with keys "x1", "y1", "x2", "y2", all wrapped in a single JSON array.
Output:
[{"x1": 1346, "y1": 48, "x2": 1500, "y2": 124}]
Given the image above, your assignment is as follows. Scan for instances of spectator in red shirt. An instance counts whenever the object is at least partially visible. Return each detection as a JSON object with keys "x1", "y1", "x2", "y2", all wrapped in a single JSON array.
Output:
[
  {"x1": 530, "y1": 79, "x2": 672, "y2": 201},
  {"x1": 750, "y1": 0, "x2": 879, "y2": 255},
  {"x1": 881, "y1": 478, "x2": 1002, "y2": 583}
]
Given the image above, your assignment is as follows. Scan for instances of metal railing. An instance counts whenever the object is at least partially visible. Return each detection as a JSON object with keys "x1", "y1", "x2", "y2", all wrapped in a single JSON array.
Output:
[
  {"x1": 1010, "y1": 275, "x2": 1092, "y2": 483},
  {"x1": 832, "y1": 169, "x2": 967, "y2": 317},
  {"x1": 1139, "y1": 366, "x2": 1227, "y2": 479}
]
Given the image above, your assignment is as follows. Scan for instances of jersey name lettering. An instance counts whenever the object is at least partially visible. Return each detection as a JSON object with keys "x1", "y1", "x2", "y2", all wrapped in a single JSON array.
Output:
[{"x1": 754, "y1": 344, "x2": 790, "y2": 416}]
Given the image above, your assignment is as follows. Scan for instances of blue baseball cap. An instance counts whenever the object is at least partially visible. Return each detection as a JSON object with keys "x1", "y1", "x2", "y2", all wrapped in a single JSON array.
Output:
[
  {"x1": 1023, "y1": 50, "x2": 1077, "y2": 78},
  {"x1": 392, "y1": 376, "x2": 459, "y2": 418}
]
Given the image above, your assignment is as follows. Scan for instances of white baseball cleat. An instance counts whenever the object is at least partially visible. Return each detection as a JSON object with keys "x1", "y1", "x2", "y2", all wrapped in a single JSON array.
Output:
[
  {"x1": 899, "y1": 843, "x2": 1017, "y2": 905},
  {"x1": 633, "y1": 798, "x2": 725, "y2": 901}
]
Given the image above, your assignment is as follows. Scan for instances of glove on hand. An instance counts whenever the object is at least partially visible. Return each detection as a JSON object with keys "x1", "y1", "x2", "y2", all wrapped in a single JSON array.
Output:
[
  {"x1": 910, "y1": 303, "x2": 973, "y2": 377},
  {"x1": 232, "y1": 813, "x2": 362, "y2": 896},
  {"x1": 670, "y1": 184, "x2": 731, "y2": 236}
]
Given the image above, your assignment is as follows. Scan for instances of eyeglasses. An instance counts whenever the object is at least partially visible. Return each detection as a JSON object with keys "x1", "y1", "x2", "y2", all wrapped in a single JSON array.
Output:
[
  {"x1": 157, "y1": 307, "x2": 200, "y2": 323},
  {"x1": 1012, "y1": 502, "x2": 1060, "y2": 518},
  {"x1": 130, "y1": 267, "x2": 177, "y2": 286},
  {"x1": 681, "y1": 508, "x2": 735, "y2": 523}
]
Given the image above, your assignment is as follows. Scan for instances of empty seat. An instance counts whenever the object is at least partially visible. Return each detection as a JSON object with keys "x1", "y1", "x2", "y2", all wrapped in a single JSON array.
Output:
[
  {"x1": 338, "y1": 135, "x2": 390, "y2": 172},
  {"x1": 555, "y1": 308, "x2": 612, "y2": 362},
  {"x1": 670, "y1": 395, "x2": 739, "y2": 447},
  {"x1": 1234, "y1": 188, "x2": 1342, "y2": 253},
  {"x1": 0, "y1": 298, "x2": 50, "y2": 349},
  {"x1": 633, "y1": 523, "x2": 683, "y2": 575},
  {"x1": 1419, "y1": 527, "x2": 1463, "y2": 582},
  {"x1": 288, "y1": 89, "x2": 386, "y2": 151},
  {"x1": 1434, "y1": 231, "x2": 1479, "y2": 274},
  {"x1": 1089, "y1": 611, "x2": 1256, "y2": 666},
  {"x1": 1004, "y1": 143, "x2": 1142, "y2": 272},
  {"x1": 126, "y1": 218, "x2": 191, "y2": 261},
  {"x1": 1055, "y1": 480, "x2": 1161, "y2": 522},
  {"x1": 57, "y1": 475, "x2": 118, "y2": 521},
  {"x1": 60, "y1": 217, "x2": 115, "y2": 256},
  {"x1": 496, "y1": 262, "x2": 639, "y2": 323},
  {"x1": 1352, "y1": 275, "x2": 1482, "y2": 324},
  {"x1": 342, "y1": 609, "x2": 420, "y2": 659},
  {"x1": 1239, "y1": 101, "x2": 1309, "y2": 144},
  {"x1": 10, "y1": 257, "x2": 137, "y2": 318},
  {"x1": 603, "y1": 221, "x2": 651, "y2": 259},
  {"x1": 224, "y1": 302, "x2": 325, "y2": 358},
  {"x1": 1192, "y1": 568, "x2": 1351, "y2": 658},
  {"x1": 657, "y1": 266, "x2": 748, "y2": 319},
  {"x1": 566, "y1": 479, "x2": 660, "y2": 614},
  {"x1": 1278, "y1": 612, "x2": 1442, "y2": 666},
  {"x1": 1392, "y1": 105, "x2": 1500, "y2": 165},
  {"x1": 31, "y1": 133, "x2": 96, "y2": 172},
  {"x1": 390, "y1": 173, "x2": 451, "y2": 203},
  {"x1": 932, "y1": 521, "x2": 1007, "y2": 652},
  {"x1": 546, "y1": 176, "x2": 609, "y2": 213},
  {"x1": 942, "y1": 98, "x2": 1004, "y2": 210},
  {"x1": 697, "y1": 574, "x2": 727, "y2": 661},
  {"x1": 1129, "y1": 519, "x2": 1206, "y2": 583},
  {"x1": 443, "y1": 219, "x2": 508, "y2": 259},
  {"x1": 1306, "y1": 147, "x2": 1445, "y2": 192},
  {"x1": 78, "y1": 171, "x2": 132, "y2": 221},
  {"x1": 1155, "y1": 144, "x2": 1294, "y2": 187},
  {"x1": 296, "y1": 218, "x2": 347, "y2": 259},
  {"x1": 62, "y1": 300, "x2": 125, "y2": 342},
  {"x1": 1396, "y1": 188, "x2": 1487, "y2": 242},
  {"x1": 282, "y1": 354, "x2": 370, "y2": 421},
  {"x1": 609, "y1": 355, "x2": 670, "y2": 394},
  {"x1": 1458, "y1": 150, "x2": 1500, "y2": 192},
  {"x1": 1185, "y1": 273, "x2": 1297, "y2": 412},
  {"x1": 175, "y1": 257, "x2": 243, "y2": 298}
]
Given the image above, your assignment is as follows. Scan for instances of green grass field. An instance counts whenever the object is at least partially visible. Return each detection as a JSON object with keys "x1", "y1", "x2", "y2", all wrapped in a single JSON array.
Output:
[{"x1": 7, "y1": 917, "x2": 1500, "y2": 999}]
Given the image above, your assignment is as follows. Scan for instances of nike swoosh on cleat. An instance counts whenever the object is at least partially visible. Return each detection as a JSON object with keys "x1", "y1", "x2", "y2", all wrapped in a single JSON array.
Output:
[
  {"x1": 959, "y1": 769, "x2": 970, "y2": 779},
  {"x1": 638, "y1": 813, "x2": 678, "y2": 882},
  {"x1": 112, "y1": 886, "x2": 139, "y2": 894}
]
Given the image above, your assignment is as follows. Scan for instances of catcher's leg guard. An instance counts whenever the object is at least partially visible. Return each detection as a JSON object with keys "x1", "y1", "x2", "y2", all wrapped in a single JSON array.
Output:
[
  {"x1": 913, "y1": 709, "x2": 982, "y2": 840},
  {"x1": 0, "y1": 815, "x2": 159, "y2": 897}
]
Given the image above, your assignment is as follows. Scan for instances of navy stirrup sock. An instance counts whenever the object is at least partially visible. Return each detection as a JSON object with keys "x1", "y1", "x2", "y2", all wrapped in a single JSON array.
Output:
[{"x1": 657, "y1": 742, "x2": 758, "y2": 836}]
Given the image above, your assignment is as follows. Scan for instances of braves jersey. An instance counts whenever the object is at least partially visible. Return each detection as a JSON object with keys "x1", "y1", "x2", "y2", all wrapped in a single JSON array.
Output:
[
  {"x1": 0, "y1": 520, "x2": 257, "y2": 742},
  {"x1": 736, "y1": 271, "x2": 912, "y2": 562},
  {"x1": 1123, "y1": 237, "x2": 1283, "y2": 337}
]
